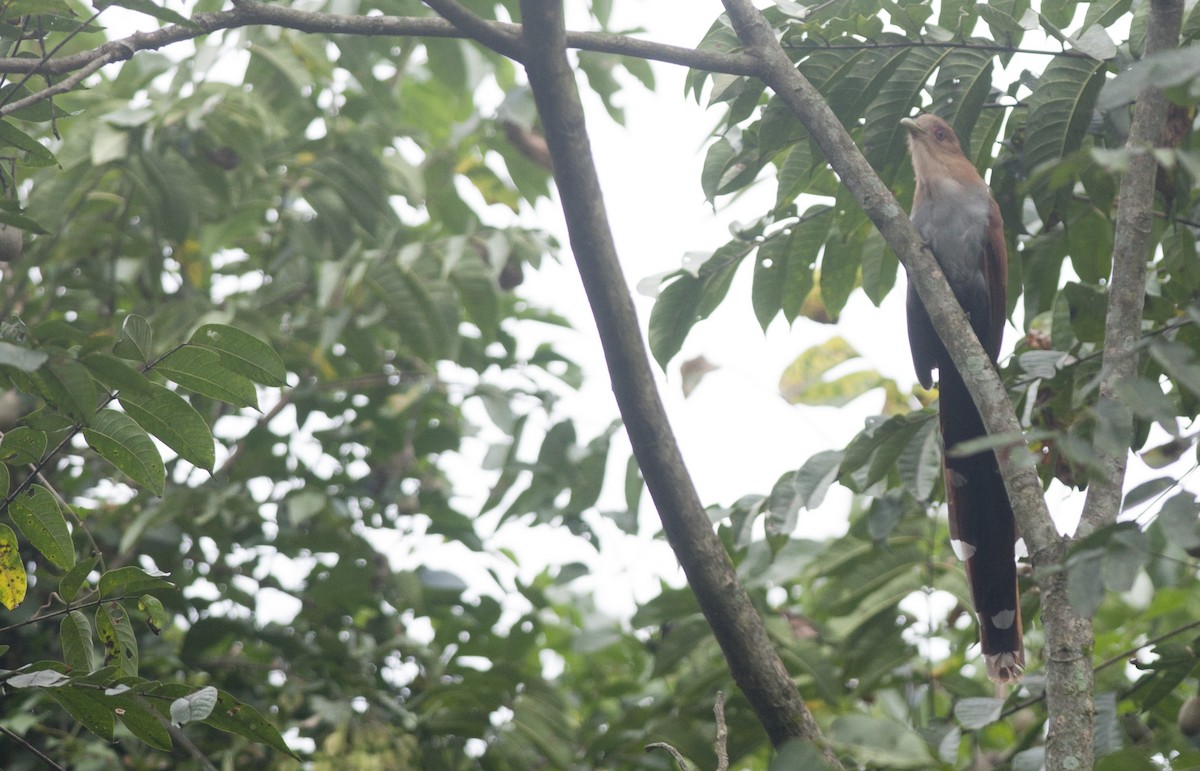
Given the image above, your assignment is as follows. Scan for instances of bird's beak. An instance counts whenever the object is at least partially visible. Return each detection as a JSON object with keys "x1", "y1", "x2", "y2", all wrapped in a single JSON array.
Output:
[{"x1": 900, "y1": 117, "x2": 926, "y2": 135}]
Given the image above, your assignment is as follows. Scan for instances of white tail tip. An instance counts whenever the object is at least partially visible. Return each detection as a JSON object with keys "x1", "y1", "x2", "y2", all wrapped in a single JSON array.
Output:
[{"x1": 986, "y1": 651, "x2": 1024, "y2": 683}]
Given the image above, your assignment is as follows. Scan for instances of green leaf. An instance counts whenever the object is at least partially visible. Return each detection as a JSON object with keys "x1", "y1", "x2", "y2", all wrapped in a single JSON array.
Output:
[
  {"x1": 0, "y1": 523, "x2": 26, "y2": 610},
  {"x1": 1098, "y1": 46, "x2": 1200, "y2": 110},
  {"x1": 8, "y1": 484, "x2": 75, "y2": 570},
  {"x1": 118, "y1": 383, "x2": 215, "y2": 471},
  {"x1": 60, "y1": 611, "x2": 96, "y2": 673},
  {"x1": 138, "y1": 594, "x2": 169, "y2": 635},
  {"x1": 775, "y1": 139, "x2": 816, "y2": 207},
  {"x1": 46, "y1": 684, "x2": 115, "y2": 741},
  {"x1": 108, "y1": 688, "x2": 173, "y2": 750},
  {"x1": 752, "y1": 234, "x2": 789, "y2": 330},
  {"x1": 59, "y1": 555, "x2": 99, "y2": 603},
  {"x1": 840, "y1": 411, "x2": 939, "y2": 494},
  {"x1": 99, "y1": 566, "x2": 174, "y2": 599},
  {"x1": 829, "y1": 714, "x2": 932, "y2": 767},
  {"x1": 700, "y1": 137, "x2": 736, "y2": 202},
  {"x1": 0, "y1": 341, "x2": 47, "y2": 372},
  {"x1": 648, "y1": 272, "x2": 702, "y2": 368},
  {"x1": 364, "y1": 261, "x2": 457, "y2": 362},
  {"x1": 0, "y1": 121, "x2": 57, "y2": 167},
  {"x1": 451, "y1": 253, "x2": 501, "y2": 340},
  {"x1": 1066, "y1": 210, "x2": 1114, "y2": 285},
  {"x1": 928, "y1": 48, "x2": 995, "y2": 139},
  {"x1": 860, "y1": 231, "x2": 897, "y2": 307},
  {"x1": 84, "y1": 409, "x2": 165, "y2": 495},
  {"x1": 782, "y1": 207, "x2": 827, "y2": 321},
  {"x1": 896, "y1": 412, "x2": 941, "y2": 501},
  {"x1": 0, "y1": 83, "x2": 60, "y2": 122},
  {"x1": 771, "y1": 738, "x2": 841, "y2": 770},
  {"x1": 33, "y1": 359, "x2": 96, "y2": 423},
  {"x1": 1024, "y1": 56, "x2": 1107, "y2": 174},
  {"x1": 0, "y1": 426, "x2": 47, "y2": 464},
  {"x1": 114, "y1": 315, "x2": 153, "y2": 362},
  {"x1": 1150, "y1": 340, "x2": 1200, "y2": 399},
  {"x1": 793, "y1": 450, "x2": 845, "y2": 510},
  {"x1": 1130, "y1": 643, "x2": 1200, "y2": 711},
  {"x1": 863, "y1": 45, "x2": 949, "y2": 167},
  {"x1": 155, "y1": 346, "x2": 258, "y2": 409},
  {"x1": 82, "y1": 352, "x2": 153, "y2": 396},
  {"x1": 1066, "y1": 521, "x2": 1149, "y2": 617},
  {"x1": 819, "y1": 231, "x2": 862, "y2": 320},
  {"x1": 1061, "y1": 281, "x2": 1108, "y2": 342},
  {"x1": 767, "y1": 471, "x2": 803, "y2": 536},
  {"x1": 954, "y1": 697, "x2": 1004, "y2": 729},
  {"x1": 96, "y1": 602, "x2": 139, "y2": 677},
  {"x1": 189, "y1": 325, "x2": 286, "y2": 387},
  {"x1": 1154, "y1": 492, "x2": 1200, "y2": 551}
]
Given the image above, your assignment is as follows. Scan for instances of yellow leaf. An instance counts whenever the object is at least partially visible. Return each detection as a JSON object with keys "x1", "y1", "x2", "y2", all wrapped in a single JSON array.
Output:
[{"x1": 0, "y1": 524, "x2": 27, "y2": 610}]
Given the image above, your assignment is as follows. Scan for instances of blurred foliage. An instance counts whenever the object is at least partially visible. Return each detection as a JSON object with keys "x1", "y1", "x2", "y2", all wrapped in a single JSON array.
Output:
[{"x1": 0, "y1": 0, "x2": 1197, "y2": 769}]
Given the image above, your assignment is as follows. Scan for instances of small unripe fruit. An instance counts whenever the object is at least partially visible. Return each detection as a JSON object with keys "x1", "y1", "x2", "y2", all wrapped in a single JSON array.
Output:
[
  {"x1": 1179, "y1": 696, "x2": 1200, "y2": 738},
  {"x1": 0, "y1": 223, "x2": 23, "y2": 262}
]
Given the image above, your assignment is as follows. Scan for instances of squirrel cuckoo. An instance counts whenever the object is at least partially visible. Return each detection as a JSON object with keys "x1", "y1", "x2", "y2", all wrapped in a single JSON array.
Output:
[{"x1": 901, "y1": 113, "x2": 1023, "y2": 683}]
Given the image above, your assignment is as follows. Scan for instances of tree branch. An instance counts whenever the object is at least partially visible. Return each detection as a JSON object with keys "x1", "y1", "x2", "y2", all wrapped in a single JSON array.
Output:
[
  {"x1": 1078, "y1": 0, "x2": 1184, "y2": 537},
  {"x1": 516, "y1": 1, "x2": 839, "y2": 763}
]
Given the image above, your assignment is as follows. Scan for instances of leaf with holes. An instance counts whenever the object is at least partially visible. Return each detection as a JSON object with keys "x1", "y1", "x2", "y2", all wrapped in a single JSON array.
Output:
[{"x1": 96, "y1": 602, "x2": 139, "y2": 677}]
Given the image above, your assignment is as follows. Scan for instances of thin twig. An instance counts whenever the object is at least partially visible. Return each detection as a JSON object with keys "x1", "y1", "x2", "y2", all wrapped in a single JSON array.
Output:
[
  {"x1": 714, "y1": 691, "x2": 729, "y2": 771},
  {"x1": 645, "y1": 742, "x2": 691, "y2": 770},
  {"x1": 0, "y1": 725, "x2": 65, "y2": 771}
]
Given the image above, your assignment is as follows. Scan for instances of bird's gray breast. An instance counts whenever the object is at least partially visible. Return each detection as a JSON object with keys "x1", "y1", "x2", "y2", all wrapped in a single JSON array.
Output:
[{"x1": 911, "y1": 182, "x2": 991, "y2": 299}]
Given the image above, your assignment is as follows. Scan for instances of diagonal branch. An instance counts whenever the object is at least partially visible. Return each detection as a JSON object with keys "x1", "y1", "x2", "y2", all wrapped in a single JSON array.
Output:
[
  {"x1": 516, "y1": 0, "x2": 839, "y2": 763},
  {"x1": 1078, "y1": 0, "x2": 1184, "y2": 537},
  {"x1": 421, "y1": 0, "x2": 524, "y2": 61}
]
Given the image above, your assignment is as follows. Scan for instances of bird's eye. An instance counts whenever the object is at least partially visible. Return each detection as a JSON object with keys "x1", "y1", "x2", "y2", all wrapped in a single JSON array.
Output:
[{"x1": 934, "y1": 128, "x2": 947, "y2": 140}]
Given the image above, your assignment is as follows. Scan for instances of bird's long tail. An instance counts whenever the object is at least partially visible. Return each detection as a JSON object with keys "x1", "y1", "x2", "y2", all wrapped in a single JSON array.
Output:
[{"x1": 939, "y1": 364, "x2": 1024, "y2": 683}]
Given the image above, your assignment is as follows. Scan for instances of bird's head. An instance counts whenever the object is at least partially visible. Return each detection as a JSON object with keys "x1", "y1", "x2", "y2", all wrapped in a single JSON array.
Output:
[
  {"x1": 901, "y1": 113, "x2": 976, "y2": 190},
  {"x1": 901, "y1": 113, "x2": 963, "y2": 154}
]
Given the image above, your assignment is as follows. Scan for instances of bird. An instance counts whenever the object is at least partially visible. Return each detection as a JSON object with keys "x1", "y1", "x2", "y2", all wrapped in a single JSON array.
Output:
[{"x1": 901, "y1": 113, "x2": 1023, "y2": 683}]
